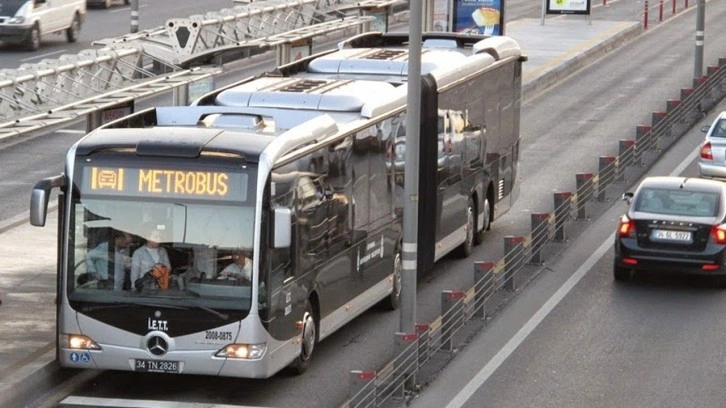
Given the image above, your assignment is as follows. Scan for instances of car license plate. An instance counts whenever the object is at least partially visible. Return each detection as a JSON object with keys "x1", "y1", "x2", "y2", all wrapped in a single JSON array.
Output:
[
  {"x1": 134, "y1": 359, "x2": 179, "y2": 373},
  {"x1": 652, "y1": 229, "x2": 692, "y2": 242}
]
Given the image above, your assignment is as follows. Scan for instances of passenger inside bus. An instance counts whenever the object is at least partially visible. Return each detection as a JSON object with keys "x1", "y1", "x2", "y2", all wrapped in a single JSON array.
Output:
[
  {"x1": 218, "y1": 249, "x2": 252, "y2": 282},
  {"x1": 131, "y1": 228, "x2": 172, "y2": 290},
  {"x1": 84, "y1": 230, "x2": 134, "y2": 290}
]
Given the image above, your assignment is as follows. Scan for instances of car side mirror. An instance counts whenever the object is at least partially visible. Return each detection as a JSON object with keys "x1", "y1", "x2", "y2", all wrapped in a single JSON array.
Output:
[
  {"x1": 621, "y1": 192, "x2": 634, "y2": 205},
  {"x1": 701, "y1": 125, "x2": 711, "y2": 133}
]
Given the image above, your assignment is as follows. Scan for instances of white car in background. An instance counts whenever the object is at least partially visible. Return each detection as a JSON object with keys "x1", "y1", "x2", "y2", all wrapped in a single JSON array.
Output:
[
  {"x1": 698, "y1": 111, "x2": 726, "y2": 180},
  {"x1": 0, "y1": 0, "x2": 86, "y2": 50}
]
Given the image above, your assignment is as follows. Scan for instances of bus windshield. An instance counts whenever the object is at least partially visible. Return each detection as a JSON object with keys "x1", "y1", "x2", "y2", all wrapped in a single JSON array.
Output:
[{"x1": 67, "y1": 195, "x2": 258, "y2": 312}]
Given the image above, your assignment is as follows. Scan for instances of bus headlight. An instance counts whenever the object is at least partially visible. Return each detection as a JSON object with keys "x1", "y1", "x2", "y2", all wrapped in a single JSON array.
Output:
[
  {"x1": 215, "y1": 343, "x2": 266, "y2": 360},
  {"x1": 60, "y1": 334, "x2": 101, "y2": 350}
]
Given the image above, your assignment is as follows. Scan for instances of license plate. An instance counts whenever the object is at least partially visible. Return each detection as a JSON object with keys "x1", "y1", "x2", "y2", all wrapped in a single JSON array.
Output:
[
  {"x1": 134, "y1": 359, "x2": 179, "y2": 373},
  {"x1": 652, "y1": 229, "x2": 692, "y2": 242}
]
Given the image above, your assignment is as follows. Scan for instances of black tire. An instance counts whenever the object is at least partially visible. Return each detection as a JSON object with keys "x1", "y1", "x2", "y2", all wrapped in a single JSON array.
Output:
[
  {"x1": 379, "y1": 249, "x2": 402, "y2": 310},
  {"x1": 474, "y1": 196, "x2": 490, "y2": 246},
  {"x1": 289, "y1": 300, "x2": 317, "y2": 375},
  {"x1": 613, "y1": 264, "x2": 632, "y2": 282},
  {"x1": 66, "y1": 14, "x2": 80, "y2": 43},
  {"x1": 124, "y1": 0, "x2": 130, "y2": 4},
  {"x1": 25, "y1": 24, "x2": 40, "y2": 51},
  {"x1": 454, "y1": 198, "x2": 475, "y2": 258}
]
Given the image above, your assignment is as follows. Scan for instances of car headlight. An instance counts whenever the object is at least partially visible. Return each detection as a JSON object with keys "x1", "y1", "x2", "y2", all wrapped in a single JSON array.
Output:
[{"x1": 8, "y1": 16, "x2": 26, "y2": 24}]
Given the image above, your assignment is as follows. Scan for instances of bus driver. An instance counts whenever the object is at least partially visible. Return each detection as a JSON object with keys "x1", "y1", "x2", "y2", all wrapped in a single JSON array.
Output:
[{"x1": 218, "y1": 249, "x2": 252, "y2": 281}]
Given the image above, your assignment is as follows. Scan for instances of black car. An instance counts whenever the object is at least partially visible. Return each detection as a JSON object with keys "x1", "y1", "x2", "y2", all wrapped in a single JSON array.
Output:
[{"x1": 614, "y1": 176, "x2": 726, "y2": 281}]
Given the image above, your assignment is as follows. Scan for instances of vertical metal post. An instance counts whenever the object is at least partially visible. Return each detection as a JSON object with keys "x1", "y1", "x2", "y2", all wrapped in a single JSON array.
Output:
[
  {"x1": 598, "y1": 156, "x2": 617, "y2": 201},
  {"x1": 415, "y1": 324, "x2": 430, "y2": 366},
  {"x1": 401, "y1": 0, "x2": 422, "y2": 335},
  {"x1": 694, "y1": 0, "x2": 705, "y2": 79},
  {"x1": 440, "y1": 291, "x2": 465, "y2": 351},
  {"x1": 643, "y1": 0, "x2": 648, "y2": 30},
  {"x1": 130, "y1": 0, "x2": 139, "y2": 34},
  {"x1": 473, "y1": 261, "x2": 494, "y2": 318},
  {"x1": 529, "y1": 214, "x2": 549, "y2": 265},
  {"x1": 394, "y1": 332, "x2": 419, "y2": 394},
  {"x1": 349, "y1": 371, "x2": 376, "y2": 408},
  {"x1": 173, "y1": 83, "x2": 189, "y2": 106},
  {"x1": 553, "y1": 192, "x2": 572, "y2": 242},
  {"x1": 575, "y1": 173, "x2": 593, "y2": 219},
  {"x1": 503, "y1": 236, "x2": 524, "y2": 291},
  {"x1": 541, "y1": 0, "x2": 546, "y2": 25}
]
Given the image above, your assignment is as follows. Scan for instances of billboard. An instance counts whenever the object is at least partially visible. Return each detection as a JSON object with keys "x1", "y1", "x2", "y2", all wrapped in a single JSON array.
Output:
[
  {"x1": 546, "y1": 0, "x2": 590, "y2": 15},
  {"x1": 453, "y1": 0, "x2": 504, "y2": 36}
]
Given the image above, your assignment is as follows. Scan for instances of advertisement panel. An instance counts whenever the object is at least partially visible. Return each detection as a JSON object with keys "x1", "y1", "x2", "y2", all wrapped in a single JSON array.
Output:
[
  {"x1": 546, "y1": 0, "x2": 590, "y2": 15},
  {"x1": 453, "y1": 0, "x2": 504, "y2": 36}
]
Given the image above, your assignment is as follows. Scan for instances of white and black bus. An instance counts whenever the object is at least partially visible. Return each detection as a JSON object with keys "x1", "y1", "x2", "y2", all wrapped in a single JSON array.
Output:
[{"x1": 30, "y1": 32, "x2": 524, "y2": 378}]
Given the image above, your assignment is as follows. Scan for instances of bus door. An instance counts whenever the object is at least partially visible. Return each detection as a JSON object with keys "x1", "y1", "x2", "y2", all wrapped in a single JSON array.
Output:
[{"x1": 437, "y1": 110, "x2": 467, "y2": 241}]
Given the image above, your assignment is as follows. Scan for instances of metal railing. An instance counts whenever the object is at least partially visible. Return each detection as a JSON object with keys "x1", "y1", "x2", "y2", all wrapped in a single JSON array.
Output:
[{"x1": 343, "y1": 55, "x2": 726, "y2": 408}]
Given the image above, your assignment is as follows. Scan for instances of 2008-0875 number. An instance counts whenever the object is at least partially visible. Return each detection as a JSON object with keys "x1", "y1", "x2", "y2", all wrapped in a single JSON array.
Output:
[{"x1": 205, "y1": 330, "x2": 233, "y2": 341}]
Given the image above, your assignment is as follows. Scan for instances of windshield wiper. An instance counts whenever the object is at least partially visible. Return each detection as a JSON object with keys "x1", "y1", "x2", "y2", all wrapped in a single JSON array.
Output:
[{"x1": 179, "y1": 298, "x2": 229, "y2": 320}]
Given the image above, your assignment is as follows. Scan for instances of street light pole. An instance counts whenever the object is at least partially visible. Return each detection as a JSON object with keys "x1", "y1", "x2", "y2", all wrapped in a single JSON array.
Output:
[
  {"x1": 400, "y1": 0, "x2": 422, "y2": 335},
  {"x1": 694, "y1": 0, "x2": 705, "y2": 79}
]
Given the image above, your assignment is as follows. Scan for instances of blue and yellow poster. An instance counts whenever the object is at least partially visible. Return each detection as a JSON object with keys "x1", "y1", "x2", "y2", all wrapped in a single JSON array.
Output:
[{"x1": 453, "y1": 0, "x2": 503, "y2": 36}]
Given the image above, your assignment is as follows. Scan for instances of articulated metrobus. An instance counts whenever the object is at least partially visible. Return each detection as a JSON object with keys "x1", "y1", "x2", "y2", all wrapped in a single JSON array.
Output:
[{"x1": 30, "y1": 32, "x2": 524, "y2": 378}]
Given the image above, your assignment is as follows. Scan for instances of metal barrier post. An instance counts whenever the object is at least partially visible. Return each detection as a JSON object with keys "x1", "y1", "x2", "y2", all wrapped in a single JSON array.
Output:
[
  {"x1": 440, "y1": 291, "x2": 465, "y2": 351},
  {"x1": 553, "y1": 192, "x2": 572, "y2": 242},
  {"x1": 635, "y1": 125, "x2": 652, "y2": 155},
  {"x1": 394, "y1": 332, "x2": 419, "y2": 395},
  {"x1": 644, "y1": 0, "x2": 649, "y2": 29},
  {"x1": 349, "y1": 371, "x2": 376, "y2": 408},
  {"x1": 173, "y1": 83, "x2": 189, "y2": 106},
  {"x1": 503, "y1": 236, "x2": 524, "y2": 291},
  {"x1": 618, "y1": 140, "x2": 637, "y2": 177},
  {"x1": 86, "y1": 111, "x2": 103, "y2": 133},
  {"x1": 473, "y1": 261, "x2": 495, "y2": 318},
  {"x1": 415, "y1": 324, "x2": 430, "y2": 366},
  {"x1": 530, "y1": 214, "x2": 549, "y2": 265},
  {"x1": 598, "y1": 156, "x2": 617, "y2": 201},
  {"x1": 575, "y1": 173, "x2": 594, "y2": 219}
]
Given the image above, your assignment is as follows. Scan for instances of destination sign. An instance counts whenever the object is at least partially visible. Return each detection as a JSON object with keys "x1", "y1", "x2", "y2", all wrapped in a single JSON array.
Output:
[{"x1": 82, "y1": 166, "x2": 248, "y2": 201}]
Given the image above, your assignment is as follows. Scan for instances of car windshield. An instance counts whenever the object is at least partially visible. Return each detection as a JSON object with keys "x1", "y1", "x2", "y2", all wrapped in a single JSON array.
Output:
[
  {"x1": 635, "y1": 187, "x2": 719, "y2": 217},
  {"x1": 0, "y1": 0, "x2": 27, "y2": 15}
]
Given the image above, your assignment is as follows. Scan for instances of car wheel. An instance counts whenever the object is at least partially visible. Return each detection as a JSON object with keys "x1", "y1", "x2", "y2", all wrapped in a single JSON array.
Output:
[
  {"x1": 379, "y1": 248, "x2": 402, "y2": 310},
  {"x1": 289, "y1": 300, "x2": 317, "y2": 375},
  {"x1": 454, "y1": 198, "x2": 475, "y2": 258},
  {"x1": 26, "y1": 24, "x2": 41, "y2": 51},
  {"x1": 66, "y1": 14, "x2": 80, "y2": 43},
  {"x1": 613, "y1": 264, "x2": 632, "y2": 282}
]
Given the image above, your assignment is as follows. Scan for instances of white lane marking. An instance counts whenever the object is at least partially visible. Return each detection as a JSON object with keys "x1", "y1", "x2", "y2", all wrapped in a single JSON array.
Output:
[
  {"x1": 20, "y1": 50, "x2": 65, "y2": 62},
  {"x1": 445, "y1": 144, "x2": 700, "y2": 408}
]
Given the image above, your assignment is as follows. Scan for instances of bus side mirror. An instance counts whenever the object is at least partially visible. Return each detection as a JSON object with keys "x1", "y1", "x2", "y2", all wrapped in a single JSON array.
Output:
[
  {"x1": 273, "y1": 207, "x2": 292, "y2": 249},
  {"x1": 30, "y1": 174, "x2": 64, "y2": 227}
]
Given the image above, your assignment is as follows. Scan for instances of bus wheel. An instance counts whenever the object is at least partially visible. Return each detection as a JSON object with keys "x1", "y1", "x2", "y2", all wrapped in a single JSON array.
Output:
[
  {"x1": 474, "y1": 197, "x2": 490, "y2": 246},
  {"x1": 454, "y1": 198, "x2": 475, "y2": 258},
  {"x1": 379, "y1": 249, "x2": 402, "y2": 310},
  {"x1": 290, "y1": 300, "x2": 317, "y2": 375}
]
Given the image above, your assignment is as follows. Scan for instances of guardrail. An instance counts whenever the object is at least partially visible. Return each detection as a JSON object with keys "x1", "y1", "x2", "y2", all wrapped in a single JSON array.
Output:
[
  {"x1": 94, "y1": 0, "x2": 379, "y2": 66},
  {"x1": 342, "y1": 55, "x2": 726, "y2": 408},
  {"x1": 0, "y1": 0, "x2": 400, "y2": 142}
]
